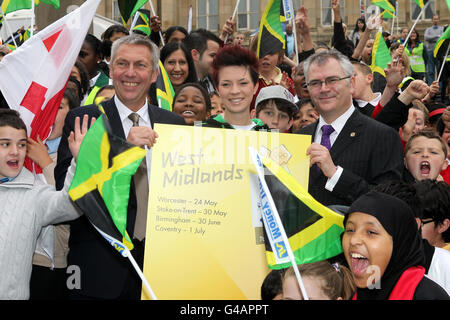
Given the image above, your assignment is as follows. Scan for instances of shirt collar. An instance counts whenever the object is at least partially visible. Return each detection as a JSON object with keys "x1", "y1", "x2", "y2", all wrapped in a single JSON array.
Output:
[
  {"x1": 259, "y1": 67, "x2": 282, "y2": 85},
  {"x1": 355, "y1": 92, "x2": 382, "y2": 109},
  {"x1": 317, "y1": 104, "x2": 355, "y2": 136},
  {"x1": 89, "y1": 71, "x2": 101, "y2": 88},
  {"x1": 114, "y1": 95, "x2": 150, "y2": 125}
]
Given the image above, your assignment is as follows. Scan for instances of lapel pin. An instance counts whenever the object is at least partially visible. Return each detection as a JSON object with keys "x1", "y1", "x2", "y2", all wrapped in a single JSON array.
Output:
[{"x1": 350, "y1": 132, "x2": 356, "y2": 137}]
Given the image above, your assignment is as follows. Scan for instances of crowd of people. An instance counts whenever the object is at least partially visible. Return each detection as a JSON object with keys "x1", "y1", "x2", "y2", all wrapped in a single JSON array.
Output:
[{"x1": 0, "y1": 0, "x2": 449, "y2": 300}]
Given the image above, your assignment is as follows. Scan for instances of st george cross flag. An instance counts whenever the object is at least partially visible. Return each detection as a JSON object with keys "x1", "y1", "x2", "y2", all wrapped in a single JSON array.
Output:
[{"x1": 0, "y1": 0, "x2": 100, "y2": 173}]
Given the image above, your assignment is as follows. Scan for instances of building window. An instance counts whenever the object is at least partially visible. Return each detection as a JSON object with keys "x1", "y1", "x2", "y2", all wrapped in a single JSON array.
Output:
[
  {"x1": 112, "y1": 0, "x2": 121, "y2": 23},
  {"x1": 411, "y1": 0, "x2": 435, "y2": 20},
  {"x1": 197, "y1": 0, "x2": 218, "y2": 31},
  {"x1": 321, "y1": 0, "x2": 344, "y2": 26},
  {"x1": 237, "y1": 0, "x2": 259, "y2": 31}
]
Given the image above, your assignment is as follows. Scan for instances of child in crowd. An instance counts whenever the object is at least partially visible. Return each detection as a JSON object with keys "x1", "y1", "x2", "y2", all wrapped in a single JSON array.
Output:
[
  {"x1": 25, "y1": 89, "x2": 80, "y2": 299},
  {"x1": 202, "y1": 45, "x2": 269, "y2": 131},
  {"x1": 260, "y1": 269, "x2": 285, "y2": 300},
  {"x1": 172, "y1": 82, "x2": 211, "y2": 125},
  {"x1": 415, "y1": 180, "x2": 450, "y2": 251},
  {"x1": 0, "y1": 109, "x2": 87, "y2": 299},
  {"x1": 342, "y1": 190, "x2": 449, "y2": 299},
  {"x1": 209, "y1": 91, "x2": 224, "y2": 116},
  {"x1": 94, "y1": 85, "x2": 115, "y2": 105},
  {"x1": 249, "y1": 43, "x2": 295, "y2": 110},
  {"x1": 251, "y1": 85, "x2": 297, "y2": 133},
  {"x1": 403, "y1": 129, "x2": 448, "y2": 182},
  {"x1": 282, "y1": 260, "x2": 356, "y2": 300},
  {"x1": 437, "y1": 118, "x2": 450, "y2": 184},
  {"x1": 292, "y1": 98, "x2": 319, "y2": 132}
]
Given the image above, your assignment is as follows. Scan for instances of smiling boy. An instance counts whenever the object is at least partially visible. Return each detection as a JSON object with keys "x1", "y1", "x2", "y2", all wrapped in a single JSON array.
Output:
[{"x1": 0, "y1": 109, "x2": 85, "y2": 299}]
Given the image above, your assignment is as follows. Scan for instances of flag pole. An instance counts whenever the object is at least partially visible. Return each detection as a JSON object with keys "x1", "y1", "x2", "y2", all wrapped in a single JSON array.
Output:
[
  {"x1": 289, "y1": 0, "x2": 298, "y2": 64},
  {"x1": 249, "y1": 147, "x2": 309, "y2": 300},
  {"x1": 224, "y1": 0, "x2": 241, "y2": 44},
  {"x1": 130, "y1": 11, "x2": 140, "y2": 31},
  {"x1": 187, "y1": 5, "x2": 193, "y2": 33},
  {"x1": 30, "y1": 0, "x2": 35, "y2": 37},
  {"x1": 0, "y1": 7, "x2": 18, "y2": 48},
  {"x1": 436, "y1": 43, "x2": 450, "y2": 82},
  {"x1": 148, "y1": 0, "x2": 164, "y2": 46},
  {"x1": 403, "y1": 1, "x2": 430, "y2": 45},
  {"x1": 123, "y1": 248, "x2": 158, "y2": 300}
]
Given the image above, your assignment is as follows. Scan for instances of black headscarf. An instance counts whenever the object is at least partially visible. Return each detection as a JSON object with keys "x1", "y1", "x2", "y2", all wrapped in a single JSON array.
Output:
[{"x1": 344, "y1": 191, "x2": 425, "y2": 300}]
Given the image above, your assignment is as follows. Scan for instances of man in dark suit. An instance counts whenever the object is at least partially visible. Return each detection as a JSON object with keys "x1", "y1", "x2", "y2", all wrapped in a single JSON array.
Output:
[
  {"x1": 55, "y1": 34, "x2": 185, "y2": 299},
  {"x1": 298, "y1": 49, "x2": 403, "y2": 207}
]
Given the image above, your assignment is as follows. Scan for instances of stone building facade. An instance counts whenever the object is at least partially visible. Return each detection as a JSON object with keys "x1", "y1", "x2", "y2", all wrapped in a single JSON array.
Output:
[{"x1": 37, "y1": 1, "x2": 450, "y2": 45}]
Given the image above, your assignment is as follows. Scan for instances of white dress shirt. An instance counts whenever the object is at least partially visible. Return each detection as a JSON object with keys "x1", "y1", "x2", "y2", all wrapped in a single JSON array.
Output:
[
  {"x1": 314, "y1": 104, "x2": 355, "y2": 192},
  {"x1": 114, "y1": 95, "x2": 151, "y2": 137}
]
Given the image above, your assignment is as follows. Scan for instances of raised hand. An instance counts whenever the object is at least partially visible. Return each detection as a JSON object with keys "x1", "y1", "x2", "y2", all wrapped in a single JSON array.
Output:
[
  {"x1": 398, "y1": 80, "x2": 430, "y2": 105},
  {"x1": 295, "y1": 6, "x2": 310, "y2": 36},
  {"x1": 385, "y1": 58, "x2": 405, "y2": 88},
  {"x1": 68, "y1": 115, "x2": 96, "y2": 162},
  {"x1": 150, "y1": 16, "x2": 162, "y2": 33},
  {"x1": 27, "y1": 135, "x2": 52, "y2": 169}
]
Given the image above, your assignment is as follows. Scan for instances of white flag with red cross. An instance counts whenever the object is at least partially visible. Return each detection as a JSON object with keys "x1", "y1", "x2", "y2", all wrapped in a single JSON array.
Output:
[{"x1": 0, "y1": 0, "x2": 100, "y2": 173}]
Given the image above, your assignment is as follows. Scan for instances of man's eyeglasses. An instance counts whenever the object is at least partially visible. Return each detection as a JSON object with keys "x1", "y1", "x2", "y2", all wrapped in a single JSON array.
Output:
[{"x1": 307, "y1": 76, "x2": 351, "y2": 90}]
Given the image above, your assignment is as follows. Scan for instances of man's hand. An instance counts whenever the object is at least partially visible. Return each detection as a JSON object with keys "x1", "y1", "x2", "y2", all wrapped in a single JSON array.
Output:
[
  {"x1": 307, "y1": 143, "x2": 337, "y2": 178},
  {"x1": 127, "y1": 126, "x2": 158, "y2": 149},
  {"x1": 69, "y1": 115, "x2": 95, "y2": 162},
  {"x1": 398, "y1": 80, "x2": 430, "y2": 105}
]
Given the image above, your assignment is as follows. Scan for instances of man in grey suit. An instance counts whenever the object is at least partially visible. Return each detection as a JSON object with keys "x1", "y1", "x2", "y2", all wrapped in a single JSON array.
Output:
[
  {"x1": 55, "y1": 34, "x2": 185, "y2": 299},
  {"x1": 298, "y1": 49, "x2": 403, "y2": 207}
]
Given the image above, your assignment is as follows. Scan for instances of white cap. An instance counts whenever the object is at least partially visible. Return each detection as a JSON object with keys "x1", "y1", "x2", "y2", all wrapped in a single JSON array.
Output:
[{"x1": 254, "y1": 85, "x2": 297, "y2": 112}]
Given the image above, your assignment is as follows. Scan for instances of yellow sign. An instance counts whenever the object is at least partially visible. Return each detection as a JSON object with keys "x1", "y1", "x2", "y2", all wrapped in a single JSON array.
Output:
[{"x1": 142, "y1": 124, "x2": 311, "y2": 299}]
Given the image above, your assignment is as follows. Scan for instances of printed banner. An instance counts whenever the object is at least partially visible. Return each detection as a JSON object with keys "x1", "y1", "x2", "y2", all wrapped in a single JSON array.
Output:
[{"x1": 141, "y1": 125, "x2": 311, "y2": 299}]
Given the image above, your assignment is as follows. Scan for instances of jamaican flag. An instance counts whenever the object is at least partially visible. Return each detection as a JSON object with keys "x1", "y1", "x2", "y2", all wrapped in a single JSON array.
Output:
[
  {"x1": 132, "y1": 9, "x2": 151, "y2": 36},
  {"x1": 251, "y1": 148, "x2": 344, "y2": 270},
  {"x1": 118, "y1": 0, "x2": 148, "y2": 26},
  {"x1": 371, "y1": 30, "x2": 392, "y2": 77},
  {"x1": 256, "y1": 0, "x2": 285, "y2": 59},
  {"x1": 156, "y1": 60, "x2": 174, "y2": 111},
  {"x1": 371, "y1": 0, "x2": 396, "y2": 18},
  {"x1": 68, "y1": 114, "x2": 146, "y2": 256},
  {"x1": 1, "y1": 0, "x2": 59, "y2": 14},
  {"x1": 434, "y1": 26, "x2": 450, "y2": 59},
  {"x1": 414, "y1": 0, "x2": 428, "y2": 8},
  {"x1": 3, "y1": 27, "x2": 31, "y2": 51}
]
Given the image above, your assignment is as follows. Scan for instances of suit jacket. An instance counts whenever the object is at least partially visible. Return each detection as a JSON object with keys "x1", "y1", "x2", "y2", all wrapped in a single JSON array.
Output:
[
  {"x1": 298, "y1": 109, "x2": 404, "y2": 206},
  {"x1": 54, "y1": 98, "x2": 185, "y2": 299}
]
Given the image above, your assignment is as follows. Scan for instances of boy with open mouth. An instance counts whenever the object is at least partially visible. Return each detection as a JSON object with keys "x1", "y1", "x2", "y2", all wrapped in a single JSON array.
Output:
[{"x1": 404, "y1": 129, "x2": 448, "y2": 182}]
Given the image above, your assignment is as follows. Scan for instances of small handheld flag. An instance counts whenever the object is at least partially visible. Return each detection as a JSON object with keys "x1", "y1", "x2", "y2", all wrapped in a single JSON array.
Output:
[
  {"x1": 118, "y1": 0, "x2": 148, "y2": 26},
  {"x1": 68, "y1": 113, "x2": 157, "y2": 300},
  {"x1": 250, "y1": 148, "x2": 345, "y2": 270},
  {"x1": 156, "y1": 60, "x2": 175, "y2": 111},
  {"x1": 256, "y1": 0, "x2": 285, "y2": 59},
  {"x1": 371, "y1": 30, "x2": 392, "y2": 77}
]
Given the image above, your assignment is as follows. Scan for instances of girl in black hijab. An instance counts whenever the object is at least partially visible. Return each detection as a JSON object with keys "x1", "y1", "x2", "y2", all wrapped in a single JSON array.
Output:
[{"x1": 342, "y1": 191, "x2": 449, "y2": 300}]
